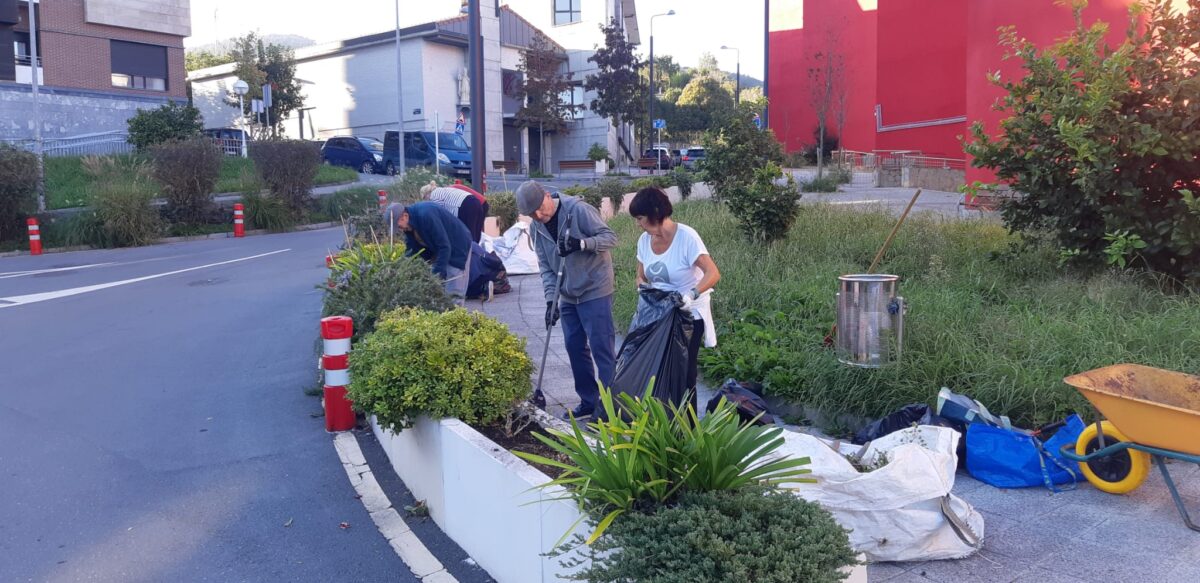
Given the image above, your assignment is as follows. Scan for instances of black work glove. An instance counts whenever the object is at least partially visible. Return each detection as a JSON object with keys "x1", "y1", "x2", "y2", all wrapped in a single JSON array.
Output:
[
  {"x1": 545, "y1": 301, "x2": 561, "y2": 328},
  {"x1": 558, "y1": 236, "x2": 584, "y2": 257}
]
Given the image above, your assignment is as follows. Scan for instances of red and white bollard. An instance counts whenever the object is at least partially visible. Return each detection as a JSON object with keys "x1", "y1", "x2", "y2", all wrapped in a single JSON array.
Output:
[
  {"x1": 27, "y1": 217, "x2": 42, "y2": 255},
  {"x1": 377, "y1": 190, "x2": 387, "y2": 210},
  {"x1": 233, "y1": 203, "x2": 245, "y2": 238},
  {"x1": 321, "y1": 316, "x2": 356, "y2": 432}
]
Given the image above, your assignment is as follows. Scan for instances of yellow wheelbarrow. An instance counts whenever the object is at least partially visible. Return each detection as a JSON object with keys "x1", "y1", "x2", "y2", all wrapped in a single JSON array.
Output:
[{"x1": 1060, "y1": 364, "x2": 1200, "y2": 532}]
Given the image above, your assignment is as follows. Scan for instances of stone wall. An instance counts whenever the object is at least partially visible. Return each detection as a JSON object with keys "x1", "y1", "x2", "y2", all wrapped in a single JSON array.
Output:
[
  {"x1": 0, "y1": 84, "x2": 176, "y2": 139},
  {"x1": 901, "y1": 166, "x2": 965, "y2": 192}
]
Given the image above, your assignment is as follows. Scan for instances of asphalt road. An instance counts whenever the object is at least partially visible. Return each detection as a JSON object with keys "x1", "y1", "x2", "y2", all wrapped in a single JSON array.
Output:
[{"x1": 0, "y1": 230, "x2": 419, "y2": 582}]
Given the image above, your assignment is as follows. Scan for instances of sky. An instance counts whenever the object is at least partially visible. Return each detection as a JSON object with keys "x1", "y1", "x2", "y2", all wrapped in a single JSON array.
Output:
[{"x1": 186, "y1": 0, "x2": 766, "y2": 80}]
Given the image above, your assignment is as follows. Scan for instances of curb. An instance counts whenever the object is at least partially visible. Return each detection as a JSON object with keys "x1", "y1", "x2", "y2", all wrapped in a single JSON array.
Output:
[
  {"x1": 333, "y1": 432, "x2": 460, "y2": 583},
  {"x1": 0, "y1": 222, "x2": 340, "y2": 258}
]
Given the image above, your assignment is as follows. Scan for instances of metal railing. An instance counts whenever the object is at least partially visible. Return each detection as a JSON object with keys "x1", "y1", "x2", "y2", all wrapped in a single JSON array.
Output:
[
  {"x1": 832, "y1": 150, "x2": 965, "y2": 171},
  {"x1": 896, "y1": 153, "x2": 966, "y2": 171},
  {"x1": 1, "y1": 131, "x2": 135, "y2": 157}
]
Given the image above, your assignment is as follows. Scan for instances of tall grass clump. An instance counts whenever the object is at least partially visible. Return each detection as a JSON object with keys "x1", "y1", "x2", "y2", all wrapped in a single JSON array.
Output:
[{"x1": 608, "y1": 201, "x2": 1200, "y2": 427}]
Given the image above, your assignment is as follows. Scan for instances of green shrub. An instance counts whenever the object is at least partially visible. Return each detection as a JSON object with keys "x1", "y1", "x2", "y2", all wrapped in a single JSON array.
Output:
[
  {"x1": 314, "y1": 164, "x2": 359, "y2": 186},
  {"x1": 563, "y1": 185, "x2": 603, "y2": 210},
  {"x1": 723, "y1": 163, "x2": 801, "y2": 243},
  {"x1": 671, "y1": 167, "x2": 694, "y2": 199},
  {"x1": 630, "y1": 176, "x2": 671, "y2": 191},
  {"x1": 249, "y1": 140, "x2": 321, "y2": 217},
  {"x1": 830, "y1": 165, "x2": 853, "y2": 185},
  {"x1": 321, "y1": 252, "x2": 454, "y2": 342},
  {"x1": 82, "y1": 156, "x2": 162, "y2": 247},
  {"x1": 593, "y1": 178, "x2": 630, "y2": 203},
  {"x1": 587, "y1": 143, "x2": 610, "y2": 163},
  {"x1": 782, "y1": 150, "x2": 813, "y2": 168},
  {"x1": 702, "y1": 102, "x2": 785, "y2": 199},
  {"x1": 349, "y1": 308, "x2": 533, "y2": 431},
  {"x1": 50, "y1": 210, "x2": 114, "y2": 248},
  {"x1": 149, "y1": 138, "x2": 223, "y2": 224},
  {"x1": 574, "y1": 487, "x2": 856, "y2": 583},
  {"x1": 126, "y1": 102, "x2": 203, "y2": 150},
  {"x1": 0, "y1": 144, "x2": 38, "y2": 241},
  {"x1": 800, "y1": 175, "x2": 841, "y2": 193},
  {"x1": 516, "y1": 388, "x2": 812, "y2": 542},
  {"x1": 241, "y1": 190, "x2": 296, "y2": 232},
  {"x1": 607, "y1": 201, "x2": 1200, "y2": 428},
  {"x1": 388, "y1": 167, "x2": 450, "y2": 202},
  {"x1": 321, "y1": 186, "x2": 379, "y2": 219},
  {"x1": 488, "y1": 191, "x2": 519, "y2": 231},
  {"x1": 329, "y1": 241, "x2": 406, "y2": 283}
]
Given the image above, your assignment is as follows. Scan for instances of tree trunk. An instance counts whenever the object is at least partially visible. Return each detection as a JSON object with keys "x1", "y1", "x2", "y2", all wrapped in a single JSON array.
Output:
[
  {"x1": 817, "y1": 122, "x2": 825, "y2": 180},
  {"x1": 539, "y1": 122, "x2": 545, "y2": 175}
]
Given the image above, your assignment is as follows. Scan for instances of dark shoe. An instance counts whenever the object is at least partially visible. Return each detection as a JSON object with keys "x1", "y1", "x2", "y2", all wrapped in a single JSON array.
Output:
[{"x1": 562, "y1": 405, "x2": 594, "y2": 420}]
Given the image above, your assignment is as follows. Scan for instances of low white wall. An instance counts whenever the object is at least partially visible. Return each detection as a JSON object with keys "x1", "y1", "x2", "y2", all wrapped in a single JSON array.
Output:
[{"x1": 372, "y1": 417, "x2": 587, "y2": 583}]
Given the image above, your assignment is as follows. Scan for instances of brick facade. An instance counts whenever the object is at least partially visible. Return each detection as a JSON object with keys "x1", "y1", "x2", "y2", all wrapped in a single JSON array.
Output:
[{"x1": 37, "y1": 0, "x2": 186, "y2": 98}]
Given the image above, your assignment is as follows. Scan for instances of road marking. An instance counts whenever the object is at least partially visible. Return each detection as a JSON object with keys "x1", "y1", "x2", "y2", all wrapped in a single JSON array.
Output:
[
  {"x1": 333, "y1": 432, "x2": 459, "y2": 583},
  {"x1": 0, "y1": 262, "x2": 115, "y2": 279},
  {"x1": 0, "y1": 250, "x2": 290, "y2": 309}
]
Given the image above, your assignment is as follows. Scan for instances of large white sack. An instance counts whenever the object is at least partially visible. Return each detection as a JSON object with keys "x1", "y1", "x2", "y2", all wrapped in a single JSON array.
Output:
[
  {"x1": 774, "y1": 425, "x2": 984, "y2": 563},
  {"x1": 491, "y1": 222, "x2": 539, "y2": 275}
]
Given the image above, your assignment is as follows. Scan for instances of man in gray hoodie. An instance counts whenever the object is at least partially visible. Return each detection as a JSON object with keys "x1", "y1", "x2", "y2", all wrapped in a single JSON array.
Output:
[{"x1": 516, "y1": 181, "x2": 618, "y2": 418}]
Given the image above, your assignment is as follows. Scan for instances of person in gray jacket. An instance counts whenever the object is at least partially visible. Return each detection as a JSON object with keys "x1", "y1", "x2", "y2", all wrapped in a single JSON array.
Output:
[{"x1": 516, "y1": 180, "x2": 617, "y2": 418}]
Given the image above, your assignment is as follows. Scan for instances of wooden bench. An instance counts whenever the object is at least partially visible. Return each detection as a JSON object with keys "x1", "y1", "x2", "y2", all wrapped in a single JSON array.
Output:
[
  {"x1": 558, "y1": 160, "x2": 595, "y2": 173},
  {"x1": 492, "y1": 160, "x2": 518, "y2": 173}
]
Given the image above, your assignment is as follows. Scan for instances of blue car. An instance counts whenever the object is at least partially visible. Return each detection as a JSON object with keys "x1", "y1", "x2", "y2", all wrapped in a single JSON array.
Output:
[
  {"x1": 383, "y1": 131, "x2": 472, "y2": 177},
  {"x1": 321, "y1": 136, "x2": 385, "y2": 174}
]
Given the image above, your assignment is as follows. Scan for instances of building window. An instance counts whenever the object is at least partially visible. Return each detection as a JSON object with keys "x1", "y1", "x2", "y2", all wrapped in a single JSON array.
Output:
[
  {"x1": 110, "y1": 40, "x2": 167, "y2": 91},
  {"x1": 559, "y1": 85, "x2": 585, "y2": 120},
  {"x1": 553, "y1": 0, "x2": 580, "y2": 25}
]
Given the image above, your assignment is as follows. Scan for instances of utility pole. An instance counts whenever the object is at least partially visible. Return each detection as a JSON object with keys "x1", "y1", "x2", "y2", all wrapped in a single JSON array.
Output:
[
  {"x1": 468, "y1": 0, "x2": 485, "y2": 191},
  {"x1": 763, "y1": 0, "x2": 770, "y2": 129},
  {"x1": 647, "y1": 11, "x2": 675, "y2": 164},
  {"x1": 28, "y1": 0, "x2": 44, "y2": 211},
  {"x1": 721, "y1": 45, "x2": 740, "y2": 104},
  {"x1": 394, "y1": 0, "x2": 406, "y2": 175}
]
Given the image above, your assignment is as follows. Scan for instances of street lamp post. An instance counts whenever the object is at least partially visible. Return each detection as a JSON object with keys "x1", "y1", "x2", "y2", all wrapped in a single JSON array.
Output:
[
  {"x1": 232, "y1": 79, "x2": 249, "y2": 158},
  {"x1": 394, "y1": 0, "x2": 406, "y2": 175},
  {"x1": 720, "y1": 45, "x2": 741, "y2": 104},
  {"x1": 648, "y1": 10, "x2": 675, "y2": 171},
  {"x1": 763, "y1": 0, "x2": 770, "y2": 129},
  {"x1": 27, "y1": 0, "x2": 44, "y2": 211}
]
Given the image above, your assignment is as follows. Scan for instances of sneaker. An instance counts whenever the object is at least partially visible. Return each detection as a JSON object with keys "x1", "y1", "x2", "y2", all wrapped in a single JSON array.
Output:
[{"x1": 561, "y1": 405, "x2": 595, "y2": 421}]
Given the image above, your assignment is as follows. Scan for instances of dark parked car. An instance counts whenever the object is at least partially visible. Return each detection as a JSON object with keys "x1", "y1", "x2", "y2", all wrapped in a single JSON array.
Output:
[
  {"x1": 681, "y1": 147, "x2": 706, "y2": 170},
  {"x1": 382, "y1": 131, "x2": 472, "y2": 177},
  {"x1": 321, "y1": 136, "x2": 385, "y2": 174},
  {"x1": 202, "y1": 128, "x2": 250, "y2": 156},
  {"x1": 638, "y1": 147, "x2": 676, "y2": 170}
]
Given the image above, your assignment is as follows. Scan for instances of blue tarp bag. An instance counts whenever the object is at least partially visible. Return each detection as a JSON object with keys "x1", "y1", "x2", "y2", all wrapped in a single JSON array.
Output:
[{"x1": 966, "y1": 414, "x2": 1085, "y2": 491}]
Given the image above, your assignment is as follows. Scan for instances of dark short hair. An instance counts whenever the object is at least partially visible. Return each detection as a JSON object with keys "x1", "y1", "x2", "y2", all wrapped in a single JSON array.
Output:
[{"x1": 629, "y1": 187, "x2": 673, "y2": 225}]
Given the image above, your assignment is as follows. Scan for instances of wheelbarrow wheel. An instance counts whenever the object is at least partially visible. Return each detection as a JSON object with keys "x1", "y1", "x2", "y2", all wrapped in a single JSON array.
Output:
[{"x1": 1075, "y1": 421, "x2": 1150, "y2": 495}]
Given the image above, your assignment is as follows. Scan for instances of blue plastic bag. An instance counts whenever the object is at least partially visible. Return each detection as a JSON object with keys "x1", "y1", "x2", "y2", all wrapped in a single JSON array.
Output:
[{"x1": 966, "y1": 415, "x2": 1084, "y2": 490}]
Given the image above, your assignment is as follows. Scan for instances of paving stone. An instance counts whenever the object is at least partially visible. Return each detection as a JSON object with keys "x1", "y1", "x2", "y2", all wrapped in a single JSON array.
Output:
[
  {"x1": 1035, "y1": 537, "x2": 1177, "y2": 582},
  {"x1": 1009, "y1": 566, "x2": 1089, "y2": 582},
  {"x1": 912, "y1": 552, "x2": 1033, "y2": 583},
  {"x1": 866, "y1": 562, "x2": 914, "y2": 582}
]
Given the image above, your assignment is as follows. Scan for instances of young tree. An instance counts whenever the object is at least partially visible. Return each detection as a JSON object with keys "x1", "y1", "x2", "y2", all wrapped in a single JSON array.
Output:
[
  {"x1": 516, "y1": 34, "x2": 580, "y2": 174},
  {"x1": 185, "y1": 50, "x2": 234, "y2": 72},
  {"x1": 585, "y1": 18, "x2": 645, "y2": 166},
  {"x1": 225, "y1": 33, "x2": 303, "y2": 138},
  {"x1": 966, "y1": 0, "x2": 1200, "y2": 282},
  {"x1": 807, "y1": 43, "x2": 845, "y2": 179}
]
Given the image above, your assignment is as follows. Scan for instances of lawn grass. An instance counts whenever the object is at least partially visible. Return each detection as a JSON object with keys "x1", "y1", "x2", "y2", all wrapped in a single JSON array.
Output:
[
  {"x1": 44, "y1": 155, "x2": 359, "y2": 209},
  {"x1": 608, "y1": 201, "x2": 1200, "y2": 427}
]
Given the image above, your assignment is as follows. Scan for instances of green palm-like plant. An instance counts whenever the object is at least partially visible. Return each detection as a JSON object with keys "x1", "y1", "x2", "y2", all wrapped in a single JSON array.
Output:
[{"x1": 514, "y1": 384, "x2": 814, "y2": 545}]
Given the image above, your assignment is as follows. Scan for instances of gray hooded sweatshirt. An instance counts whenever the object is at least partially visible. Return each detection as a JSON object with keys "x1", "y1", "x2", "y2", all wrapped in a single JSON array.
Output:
[{"x1": 530, "y1": 194, "x2": 618, "y2": 305}]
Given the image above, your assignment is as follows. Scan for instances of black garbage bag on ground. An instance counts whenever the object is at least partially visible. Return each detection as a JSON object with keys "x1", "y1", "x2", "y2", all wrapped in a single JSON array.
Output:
[
  {"x1": 466, "y1": 242, "x2": 506, "y2": 298},
  {"x1": 609, "y1": 288, "x2": 695, "y2": 412},
  {"x1": 706, "y1": 379, "x2": 777, "y2": 425},
  {"x1": 852, "y1": 403, "x2": 961, "y2": 445}
]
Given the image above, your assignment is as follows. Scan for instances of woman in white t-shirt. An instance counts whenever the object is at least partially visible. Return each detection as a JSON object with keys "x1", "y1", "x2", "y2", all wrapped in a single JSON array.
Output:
[{"x1": 630, "y1": 187, "x2": 721, "y2": 409}]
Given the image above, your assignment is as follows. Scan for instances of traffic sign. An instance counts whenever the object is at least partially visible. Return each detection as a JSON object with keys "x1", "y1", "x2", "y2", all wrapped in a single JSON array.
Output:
[{"x1": 653, "y1": 118, "x2": 666, "y2": 129}]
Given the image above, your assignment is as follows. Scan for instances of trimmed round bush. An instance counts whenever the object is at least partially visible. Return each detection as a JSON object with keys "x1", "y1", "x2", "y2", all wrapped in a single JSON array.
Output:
[
  {"x1": 321, "y1": 253, "x2": 452, "y2": 343},
  {"x1": 575, "y1": 487, "x2": 857, "y2": 583},
  {"x1": 349, "y1": 308, "x2": 533, "y2": 431}
]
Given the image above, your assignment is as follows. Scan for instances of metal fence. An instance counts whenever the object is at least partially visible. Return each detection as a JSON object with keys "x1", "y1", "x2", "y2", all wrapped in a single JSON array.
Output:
[
  {"x1": 832, "y1": 149, "x2": 966, "y2": 171},
  {"x1": 1, "y1": 130, "x2": 135, "y2": 157}
]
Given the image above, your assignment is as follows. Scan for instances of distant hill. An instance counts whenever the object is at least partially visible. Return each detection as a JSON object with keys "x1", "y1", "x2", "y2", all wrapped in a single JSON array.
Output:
[{"x1": 189, "y1": 34, "x2": 316, "y2": 55}]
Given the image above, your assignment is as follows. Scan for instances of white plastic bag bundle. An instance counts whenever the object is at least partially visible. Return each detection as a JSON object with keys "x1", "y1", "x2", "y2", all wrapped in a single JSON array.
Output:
[
  {"x1": 773, "y1": 425, "x2": 984, "y2": 563},
  {"x1": 490, "y1": 222, "x2": 539, "y2": 275}
]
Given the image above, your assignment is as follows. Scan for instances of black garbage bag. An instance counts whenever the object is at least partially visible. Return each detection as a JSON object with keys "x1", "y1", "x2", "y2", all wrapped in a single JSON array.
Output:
[
  {"x1": 466, "y1": 242, "x2": 506, "y2": 298},
  {"x1": 609, "y1": 287, "x2": 695, "y2": 411},
  {"x1": 852, "y1": 403, "x2": 961, "y2": 445},
  {"x1": 707, "y1": 379, "x2": 777, "y2": 425}
]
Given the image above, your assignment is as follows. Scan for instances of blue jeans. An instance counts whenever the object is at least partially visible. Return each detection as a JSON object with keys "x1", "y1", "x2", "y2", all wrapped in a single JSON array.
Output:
[{"x1": 559, "y1": 294, "x2": 616, "y2": 413}]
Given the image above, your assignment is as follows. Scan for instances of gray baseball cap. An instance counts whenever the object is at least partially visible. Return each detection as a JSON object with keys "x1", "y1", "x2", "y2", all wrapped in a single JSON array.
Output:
[{"x1": 516, "y1": 181, "x2": 547, "y2": 215}]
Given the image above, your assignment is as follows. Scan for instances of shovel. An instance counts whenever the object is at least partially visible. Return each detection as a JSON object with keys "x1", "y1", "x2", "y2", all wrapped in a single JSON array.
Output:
[{"x1": 531, "y1": 224, "x2": 570, "y2": 410}]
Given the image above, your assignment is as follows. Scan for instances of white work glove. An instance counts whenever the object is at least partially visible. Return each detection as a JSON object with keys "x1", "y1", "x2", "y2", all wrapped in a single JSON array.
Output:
[{"x1": 679, "y1": 288, "x2": 698, "y2": 312}]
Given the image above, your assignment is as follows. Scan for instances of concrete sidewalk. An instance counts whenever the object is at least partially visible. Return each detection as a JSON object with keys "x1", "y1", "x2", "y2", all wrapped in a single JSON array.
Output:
[{"x1": 473, "y1": 274, "x2": 1200, "y2": 582}]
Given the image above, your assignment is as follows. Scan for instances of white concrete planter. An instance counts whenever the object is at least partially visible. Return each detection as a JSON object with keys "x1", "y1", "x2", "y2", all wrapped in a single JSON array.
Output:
[
  {"x1": 372, "y1": 415, "x2": 868, "y2": 583},
  {"x1": 594, "y1": 160, "x2": 606, "y2": 174}
]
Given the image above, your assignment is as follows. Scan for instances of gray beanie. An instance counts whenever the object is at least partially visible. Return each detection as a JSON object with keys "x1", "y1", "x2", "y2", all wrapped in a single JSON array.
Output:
[
  {"x1": 385, "y1": 202, "x2": 407, "y2": 226},
  {"x1": 516, "y1": 181, "x2": 547, "y2": 215}
]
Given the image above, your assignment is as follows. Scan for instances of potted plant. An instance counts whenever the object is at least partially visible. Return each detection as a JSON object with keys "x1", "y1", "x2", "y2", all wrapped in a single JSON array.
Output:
[{"x1": 588, "y1": 143, "x2": 610, "y2": 174}]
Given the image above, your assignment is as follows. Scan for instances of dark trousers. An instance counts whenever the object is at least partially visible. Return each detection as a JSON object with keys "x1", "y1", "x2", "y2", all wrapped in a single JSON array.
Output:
[
  {"x1": 560, "y1": 294, "x2": 616, "y2": 413},
  {"x1": 456, "y1": 198, "x2": 487, "y2": 243},
  {"x1": 686, "y1": 318, "x2": 705, "y2": 411}
]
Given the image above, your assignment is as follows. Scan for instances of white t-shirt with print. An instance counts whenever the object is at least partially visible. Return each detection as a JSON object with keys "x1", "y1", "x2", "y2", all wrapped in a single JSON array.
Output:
[{"x1": 637, "y1": 223, "x2": 708, "y2": 297}]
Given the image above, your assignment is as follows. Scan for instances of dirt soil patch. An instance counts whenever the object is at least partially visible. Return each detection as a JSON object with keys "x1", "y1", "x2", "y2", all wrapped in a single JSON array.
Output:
[{"x1": 475, "y1": 422, "x2": 569, "y2": 479}]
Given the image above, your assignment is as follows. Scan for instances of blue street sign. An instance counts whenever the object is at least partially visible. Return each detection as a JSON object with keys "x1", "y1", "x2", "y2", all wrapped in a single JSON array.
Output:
[
  {"x1": 753, "y1": 113, "x2": 762, "y2": 130},
  {"x1": 653, "y1": 118, "x2": 666, "y2": 130}
]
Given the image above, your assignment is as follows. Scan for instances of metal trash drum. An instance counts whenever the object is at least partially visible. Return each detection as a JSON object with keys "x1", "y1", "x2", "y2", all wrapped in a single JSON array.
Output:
[{"x1": 836, "y1": 274, "x2": 906, "y2": 367}]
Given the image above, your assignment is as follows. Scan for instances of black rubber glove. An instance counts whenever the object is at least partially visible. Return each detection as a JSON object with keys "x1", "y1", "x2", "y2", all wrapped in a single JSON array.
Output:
[
  {"x1": 558, "y1": 236, "x2": 584, "y2": 257},
  {"x1": 545, "y1": 301, "x2": 560, "y2": 328}
]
